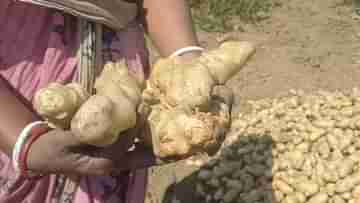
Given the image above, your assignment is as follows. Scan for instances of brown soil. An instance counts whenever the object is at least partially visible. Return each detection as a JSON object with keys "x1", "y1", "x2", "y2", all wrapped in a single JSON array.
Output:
[{"x1": 145, "y1": 0, "x2": 360, "y2": 202}]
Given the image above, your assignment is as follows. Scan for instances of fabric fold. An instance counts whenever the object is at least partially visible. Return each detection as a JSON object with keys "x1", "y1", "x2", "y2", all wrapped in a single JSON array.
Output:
[{"x1": 18, "y1": 0, "x2": 138, "y2": 30}]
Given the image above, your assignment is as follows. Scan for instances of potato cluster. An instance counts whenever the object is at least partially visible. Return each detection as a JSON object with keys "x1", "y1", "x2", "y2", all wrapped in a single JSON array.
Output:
[
  {"x1": 33, "y1": 41, "x2": 256, "y2": 162},
  {"x1": 142, "y1": 41, "x2": 255, "y2": 161},
  {"x1": 196, "y1": 89, "x2": 360, "y2": 203},
  {"x1": 34, "y1": 61, "x2": 143, "y2": 146}
]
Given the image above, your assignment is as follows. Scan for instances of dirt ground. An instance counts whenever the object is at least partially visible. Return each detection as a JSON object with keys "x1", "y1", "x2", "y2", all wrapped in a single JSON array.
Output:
[{"x1": 145, "y1": 0, "x2": 360, "y2": 202}]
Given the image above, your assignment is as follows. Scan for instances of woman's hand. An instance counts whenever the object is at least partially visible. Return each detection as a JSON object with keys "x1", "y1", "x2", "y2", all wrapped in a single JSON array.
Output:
[{"x1": 27, "y1": 127, "x2": 155, "y2": 176}]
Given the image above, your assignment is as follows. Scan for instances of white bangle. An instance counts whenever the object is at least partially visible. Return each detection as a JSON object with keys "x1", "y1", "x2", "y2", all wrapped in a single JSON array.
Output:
[
  {"x1": 12, "y1": 121, "x2": 47, "y2": 173},
  {"x1": 169, "y1": 46, "x2": 204, "y2": 58}
]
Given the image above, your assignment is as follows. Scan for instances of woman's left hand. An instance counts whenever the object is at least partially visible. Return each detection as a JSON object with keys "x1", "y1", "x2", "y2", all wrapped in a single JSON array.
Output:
[
  {"x1": 26, "y1": 120, "x2": 156, "y2": 176},
  {"x1": 98, "y1": 120, "x2": 156, "y2": 173}
]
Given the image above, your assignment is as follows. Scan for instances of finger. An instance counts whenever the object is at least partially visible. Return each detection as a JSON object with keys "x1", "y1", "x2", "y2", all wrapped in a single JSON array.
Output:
[
  {"x1": 69, "y1": 153, "x2": 116, "y2": 176},
  {"x1": 115, "y1": 147, "x2": 156, "y2": 171},
  {"x1": 101, "y1": 132, "x2": 135, "y2": 155},
  {"x1": 68, "y1": 144, "x2": 101, "y2": 155},
  {"x1": 71, "y1": 147, "x2": 155, "y2": 176}
]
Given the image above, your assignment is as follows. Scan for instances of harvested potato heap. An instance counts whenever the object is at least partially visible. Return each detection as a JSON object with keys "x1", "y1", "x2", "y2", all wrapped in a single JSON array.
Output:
[
  {"x1": 142, "y1": 41, "x2": 256, "y2": 161},
  {"x1": 34, "y1": 61, "x2": 142, "y2": 146},
  {"x1": 195, "y1": 89, "x2": 360, "y2": 203}
]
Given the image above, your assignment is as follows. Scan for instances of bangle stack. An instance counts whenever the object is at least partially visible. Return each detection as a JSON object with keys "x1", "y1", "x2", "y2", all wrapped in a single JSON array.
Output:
[
  {"x1": 169, "y1": 46, "x2": 204, "y2": 58},
  {"x1": 12, "y1": 121, "x2": 52, "y2": 179}
]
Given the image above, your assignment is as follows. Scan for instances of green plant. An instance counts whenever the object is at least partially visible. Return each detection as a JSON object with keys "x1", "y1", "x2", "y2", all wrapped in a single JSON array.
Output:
[{"x1": 189, "y1": 0, "x2": 273, "y2": 32}]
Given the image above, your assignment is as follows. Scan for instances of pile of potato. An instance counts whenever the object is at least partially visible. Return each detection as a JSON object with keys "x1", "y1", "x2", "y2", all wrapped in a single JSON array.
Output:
[{"x1": 195, "y1": 88, "x2": 360, "y2": 203}]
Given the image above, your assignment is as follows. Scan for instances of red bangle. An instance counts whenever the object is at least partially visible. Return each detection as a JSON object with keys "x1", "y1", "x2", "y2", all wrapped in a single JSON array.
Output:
[{"x1": 19, "y1": 123, "x2": 52, "y2": 179}]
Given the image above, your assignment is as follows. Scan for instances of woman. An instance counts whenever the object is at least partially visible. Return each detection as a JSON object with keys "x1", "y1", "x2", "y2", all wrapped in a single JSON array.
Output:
[{"x1": 0, "y1": 0, "x2": 204, "y2": 202}]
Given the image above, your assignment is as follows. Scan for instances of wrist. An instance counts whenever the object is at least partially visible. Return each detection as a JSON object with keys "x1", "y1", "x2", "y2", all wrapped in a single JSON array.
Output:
[
  {"x1": 12, "y1": 121, "x2": 52, "y2": 179},
  {"x1": 176, "y1": 51, "x2": 202, "y2": 63},
  {"x1": 170, "y1": 46, "x2": 204, "y2": 64},
  {"x1": 170, "y1": 45, "x2": 203, "y2": 56}
]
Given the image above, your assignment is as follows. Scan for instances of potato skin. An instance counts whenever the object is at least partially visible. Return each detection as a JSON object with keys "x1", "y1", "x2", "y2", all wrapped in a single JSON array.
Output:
[
  {"x1": 71, "y1": 95, "x2": 117, "y2": 147},
  {"x1": 70, "y1": 62, "x2": 141, "y2": 146},
  {"x1": 142, "y1": 41, "x2": 256, "y2": 161},
  {"x1": 33, "y1": 82, "x2": 89, "y2": 129},
  {"x1": 200, "y1": 41, "x2": 256, "y2": 84}
]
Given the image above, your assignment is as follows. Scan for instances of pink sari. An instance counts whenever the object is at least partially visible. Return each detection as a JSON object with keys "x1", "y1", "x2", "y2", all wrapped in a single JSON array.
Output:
[{"x1": 0, "y1": 1, "x2": 149, "y2": 202}]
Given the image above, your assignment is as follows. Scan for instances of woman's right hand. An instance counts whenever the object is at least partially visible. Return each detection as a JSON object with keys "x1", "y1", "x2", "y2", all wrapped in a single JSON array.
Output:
[{"x1": 26, "y1": 128, "x2": 155, "y2": 176}]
